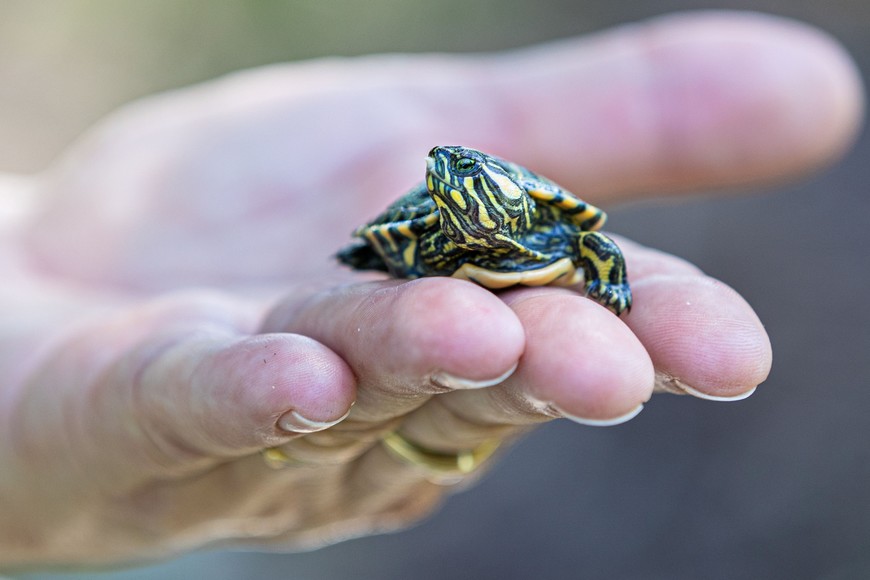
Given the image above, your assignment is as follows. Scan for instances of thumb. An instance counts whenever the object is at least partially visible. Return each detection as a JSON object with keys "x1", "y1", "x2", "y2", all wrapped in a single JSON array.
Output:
[{"x1": 458, "y1": 11, "x2": 864, "y2": 200}]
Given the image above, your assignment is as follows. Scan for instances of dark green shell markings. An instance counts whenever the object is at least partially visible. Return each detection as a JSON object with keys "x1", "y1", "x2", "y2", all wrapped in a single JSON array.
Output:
[{"x1": 337, "y1": 145, "x2": 631, "y2": 315}]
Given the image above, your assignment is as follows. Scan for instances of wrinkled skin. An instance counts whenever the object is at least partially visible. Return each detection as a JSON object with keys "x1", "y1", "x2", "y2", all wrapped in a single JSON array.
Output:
[{"x1": 0, "y1": 11, "x2": 863, "y2": 569}]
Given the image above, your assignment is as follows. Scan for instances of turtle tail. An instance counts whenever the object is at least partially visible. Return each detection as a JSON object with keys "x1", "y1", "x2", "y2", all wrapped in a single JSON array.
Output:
[{"x1": 336, "y1": 242, "x2": 390, "y2": 272}]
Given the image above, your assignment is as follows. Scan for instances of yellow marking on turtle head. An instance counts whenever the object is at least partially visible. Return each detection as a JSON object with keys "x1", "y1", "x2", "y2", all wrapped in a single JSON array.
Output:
[
  {"x1": 476, "y1": 200, "x2": 497, "y2": 229},
  {"x1": 450, "y1": 189, "x2": 468, "y2": 210},
  {"x1": 458, "y1": 176, "x2": 497, "y2": 230},
  {"x1": 478, "y1": 178, "x2": 514, "y2": 223},
  {"x1": 434, "y1": 196, "x2": 472, "y2": 244},
  {"x1": 488, "y1": 171, "x2": 524, "y2": 200}
]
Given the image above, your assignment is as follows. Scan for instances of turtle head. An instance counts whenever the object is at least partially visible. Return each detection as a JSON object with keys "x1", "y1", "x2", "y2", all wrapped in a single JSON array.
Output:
[{"x1": 425, "y1": 146, "x2": 533, "y2": 250}]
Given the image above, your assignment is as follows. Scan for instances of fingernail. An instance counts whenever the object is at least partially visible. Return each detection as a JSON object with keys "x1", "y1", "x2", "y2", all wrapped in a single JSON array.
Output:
[
  {"x1": 431, "y1": 362, "x2": 518, "y2": 390},
  {"x1": 278, "y1": 408, "x2": 351, "y2": 434},
  {"x1": 555, "y1": 403, "x2": 645, "y2": 427},
  {"x1": 657, "y1": 373, "x2": 758, "y2": 401},
  {"x1": 677, "y1": 383, "x2": 758, "y2": 402}
]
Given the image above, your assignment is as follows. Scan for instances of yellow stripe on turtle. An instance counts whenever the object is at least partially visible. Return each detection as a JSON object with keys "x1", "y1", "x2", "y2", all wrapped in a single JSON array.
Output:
[
  {"x1": 402, "y1": 238, "x2": 417, "y2": 267},
  {"x1": 488, "y1": 171, "x2": 524, "y2": 200},
  {"x1": 461, "y1": 176, "x2": 498, "y2": 230},
  {"x1": 525, "y1": 185, "x2": 606, "y2": 230}
]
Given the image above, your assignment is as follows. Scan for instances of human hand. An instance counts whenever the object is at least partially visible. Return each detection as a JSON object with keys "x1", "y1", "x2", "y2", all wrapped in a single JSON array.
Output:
[{"x1": 1, "y1": 11, "x2": 862, "y2": 567}]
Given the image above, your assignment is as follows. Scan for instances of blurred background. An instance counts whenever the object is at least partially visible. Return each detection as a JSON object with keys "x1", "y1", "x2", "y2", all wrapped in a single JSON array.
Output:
[{"x1": 3, "y1": 1, "x2": 867, "y2": 579}]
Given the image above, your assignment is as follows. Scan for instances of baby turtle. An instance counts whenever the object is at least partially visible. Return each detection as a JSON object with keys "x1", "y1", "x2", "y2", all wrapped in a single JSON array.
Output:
[{"x1": 337, "y1": 145, "x2": 631, "y2": 315}]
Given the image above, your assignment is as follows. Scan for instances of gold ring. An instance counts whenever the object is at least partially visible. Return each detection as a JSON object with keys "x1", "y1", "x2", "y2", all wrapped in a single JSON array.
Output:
[
  {"x1": 261, "y1": 447, "x2": 305, "y2": 470},
  {"x1": 381, "y1": 431, "x2": 500, "y2": 483}
]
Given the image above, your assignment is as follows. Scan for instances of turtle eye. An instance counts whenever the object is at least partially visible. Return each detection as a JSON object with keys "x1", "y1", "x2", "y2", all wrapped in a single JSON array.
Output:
[{"x1": 452, "y1": 157, "x2": 479, "y2": 176}]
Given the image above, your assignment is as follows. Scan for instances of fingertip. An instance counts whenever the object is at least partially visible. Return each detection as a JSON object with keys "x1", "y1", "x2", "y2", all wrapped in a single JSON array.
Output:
[
  {"x1": 556, "y1": 402, "x2": 645, "y2": 427},
  {"x1": 203, "y1": 333, "x2": 356, "y2": 443},
  {"x1": 627, "y1": 275, "x2": 772, "y2": 398},
  {"x1": 265, "y1": 278, "x2": 525, "y2": 405},
  {"x1": 387, "y1": 278, "x2": 525, "y2": 384},
  {"x1": 511, "y1": 293, "x2": 654, "y2": 422},
  {"x1": 644, "y1": 10, "x2": 865, "y2": 177},
  {"x1": 488, "y1": 10, "x2": 864, "y2": 197}
]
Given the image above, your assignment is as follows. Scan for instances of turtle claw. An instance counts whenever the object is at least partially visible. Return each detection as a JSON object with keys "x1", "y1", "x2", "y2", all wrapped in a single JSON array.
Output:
[{"x1": 585, "y1": 280, "x2": 632, "y2": 316}]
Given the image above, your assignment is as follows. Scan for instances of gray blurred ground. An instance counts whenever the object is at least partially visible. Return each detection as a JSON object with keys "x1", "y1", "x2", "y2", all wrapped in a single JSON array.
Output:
[{"x1": 2, "y1": 1, "x2": 868, "y2": 579}]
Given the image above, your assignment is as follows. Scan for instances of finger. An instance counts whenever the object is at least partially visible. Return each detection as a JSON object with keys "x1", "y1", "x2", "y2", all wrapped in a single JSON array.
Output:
[
  {"x1": 392, "y1": 287, "x2": 655, "y2": 456},
  {"x1": 481, "y1": 11, "x2": 863, "y2": 200},
  {"x1": 498, "y1": 290, "x2": 655, "y2": 422},
  {"x1": 120, "y1": 332, "x2": 356, "y2": 454},
  {"x1": 404, "y1": 240, "x2": 712, "y2": 436},
  {"x1": 610, "y1": 235, "x2": 705, "y2": 280},
  {"x1": 267, "y1": 275, "x2": 652, "y2": 463},
  {"x1": 227, "y1": 11, "x2": 856, "y2": 203},
  {"x1": 104, "y1": 11, "x2": 862, "y2": 213},
  {"x1": 394, "y1": 238, "x2": 768, "y2": 449},
  {"x1": 624, "y1": 275, "x2": 772, "y2": 400},
  {"x1": 261, "y1": 277, "x2": 525, "y2": 423},
  {"x1": 14, "y1": 293, "x2": 356, "y2": 487},
  {"x1": 614, "y1": 238, "x2": 772, "y2": 398},
  {"x1": 110, "y1": 337, "x2": 355, "y2": 483}
]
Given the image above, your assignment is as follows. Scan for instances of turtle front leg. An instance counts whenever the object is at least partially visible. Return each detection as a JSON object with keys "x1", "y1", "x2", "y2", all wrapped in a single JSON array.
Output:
[
  {"x1": 354, "y1": 212, "x2": 441, "y2": 278},
  {"x1": 575, "y1": 231, "x2": 632, "y2": 315}
]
